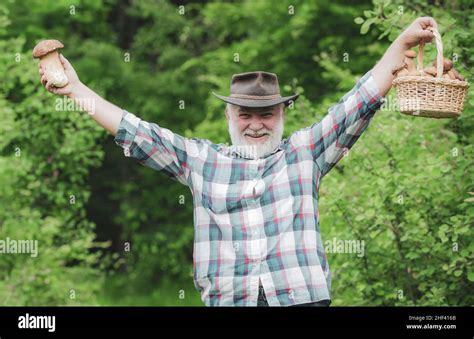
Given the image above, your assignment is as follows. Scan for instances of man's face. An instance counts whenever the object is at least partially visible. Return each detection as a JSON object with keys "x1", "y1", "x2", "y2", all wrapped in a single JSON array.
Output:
[{"x1": 226, "y1": 103, "x2": 284, "y2": 158}]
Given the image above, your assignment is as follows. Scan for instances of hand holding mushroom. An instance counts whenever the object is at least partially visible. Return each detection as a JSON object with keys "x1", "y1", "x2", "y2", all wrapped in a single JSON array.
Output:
[
  {"x1": 33, "y1": 40, "x2": 69, "y2": 87},
  {"x1": 34, "y1": 39, "x2": 81, "y2": 96}
]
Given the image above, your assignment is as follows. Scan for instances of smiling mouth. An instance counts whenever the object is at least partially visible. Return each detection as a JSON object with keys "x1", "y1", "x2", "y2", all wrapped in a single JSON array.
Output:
[{"x1": 245, "y1": 134, "x2": 269, "y2": 139}]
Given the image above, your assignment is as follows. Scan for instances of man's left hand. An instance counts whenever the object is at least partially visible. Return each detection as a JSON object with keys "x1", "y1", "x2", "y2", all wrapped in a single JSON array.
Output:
[{"x1": 397, "y1": 16, "x2": 438, "y2": 49}]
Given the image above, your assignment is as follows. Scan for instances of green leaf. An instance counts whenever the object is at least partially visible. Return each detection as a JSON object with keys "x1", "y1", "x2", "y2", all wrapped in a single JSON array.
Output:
[
  {"x1": 360, "y1": 18, "x2": 375, "y2": 35},
  {"x1": 468, "y1": 270, "x2": 474, "y2": 282},
  {"x1": 354, "y1": 17, "x2": 364, "y2": 24},
  {"x1": 369, "y1": 230, "x2": 379, "y2": 239}
]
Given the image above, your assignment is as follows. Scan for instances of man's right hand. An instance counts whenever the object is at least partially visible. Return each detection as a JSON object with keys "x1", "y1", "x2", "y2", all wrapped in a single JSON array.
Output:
[
  {"x1": 38, "y1": 53, "x2": 124, "y2": 136},
  {"x1": 39, "y1": 54, "x2": 81, "y2": 97}
]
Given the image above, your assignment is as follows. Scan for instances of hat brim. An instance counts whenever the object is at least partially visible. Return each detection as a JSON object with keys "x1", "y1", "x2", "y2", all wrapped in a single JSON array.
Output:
[{"x1": 212, "y1": 92, "x2": 299, "y2": 108}]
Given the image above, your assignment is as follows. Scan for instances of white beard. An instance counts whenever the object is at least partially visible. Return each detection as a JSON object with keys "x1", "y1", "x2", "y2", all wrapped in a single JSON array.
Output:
[{"x1": 228, "y1": 117, "x2": 284, "y2": 159}]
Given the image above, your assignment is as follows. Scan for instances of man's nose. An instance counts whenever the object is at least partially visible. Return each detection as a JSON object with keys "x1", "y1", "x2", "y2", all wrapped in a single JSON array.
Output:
[{"x1": 249, "y1": 117, "x2": 264, "y2": 131}]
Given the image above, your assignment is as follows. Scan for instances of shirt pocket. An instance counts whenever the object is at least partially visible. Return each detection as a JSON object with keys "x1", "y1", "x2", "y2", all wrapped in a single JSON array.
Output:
[{"x1": 200, "y1": 180, "x2": 244, "y2": 214}]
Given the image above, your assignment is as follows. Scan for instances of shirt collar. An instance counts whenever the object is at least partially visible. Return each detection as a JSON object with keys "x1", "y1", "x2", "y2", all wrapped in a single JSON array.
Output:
[{"x1": 219, "y1": 141, "x2": 284, "y2": 160}]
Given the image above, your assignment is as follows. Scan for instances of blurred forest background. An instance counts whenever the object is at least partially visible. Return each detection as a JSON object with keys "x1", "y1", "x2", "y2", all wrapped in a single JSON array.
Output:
[{"x1": 0, "y1": 0, "x2": 473, "y2": 306}]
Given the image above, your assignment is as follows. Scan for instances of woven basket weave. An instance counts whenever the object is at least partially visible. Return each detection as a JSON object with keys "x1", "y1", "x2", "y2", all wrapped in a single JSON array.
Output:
[{"x1": 393, "y1": 28, "x2": 469, "y2": 119}]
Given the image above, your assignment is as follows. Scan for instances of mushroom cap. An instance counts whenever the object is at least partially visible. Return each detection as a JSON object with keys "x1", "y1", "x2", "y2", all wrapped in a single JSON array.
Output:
[
  {"x1": 433, "y1": 58, "x2": 453, "y2": 71},
  {"x1": 397, "y1": 69, "x2": 409, "y2": 77},
  {"x1": 391, "y1": 62, "x2": 407, "y2": 75},
  {"x1": 408, "y1": 70, "x2": 421, "y2": 76},
  {"x1": 404, "y1": 50, "x2": 417, "y2": 58},
  {"x1": 451, "y1": 68, "x2": 465, "y2": 81},
  {"x1": 32, "y1": 39, "x2": 64, "y2": 58},
  {"x1": 423, "y1": 66, "x2": 437, "y2": 76},
  {"x1": 447, "y1": 70, "x2": 456, "y2": 80}
]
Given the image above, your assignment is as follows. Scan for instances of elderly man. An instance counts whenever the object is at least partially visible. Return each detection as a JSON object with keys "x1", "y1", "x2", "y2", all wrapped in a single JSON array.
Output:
[{"x1": 39, "y1": 17, "x2": 438, "y2": 306}]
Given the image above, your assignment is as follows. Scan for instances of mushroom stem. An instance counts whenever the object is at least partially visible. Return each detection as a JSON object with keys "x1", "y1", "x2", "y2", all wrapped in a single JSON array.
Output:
[
  {"x1": 40, "y1": 51, "x2": 68, "y2": 87},
  {"x1": 404, "y1": 58, "x2": 415, "y2": 72},
  {"x1": 404, "y1": 50, "x2": 417, "y2": 73}
]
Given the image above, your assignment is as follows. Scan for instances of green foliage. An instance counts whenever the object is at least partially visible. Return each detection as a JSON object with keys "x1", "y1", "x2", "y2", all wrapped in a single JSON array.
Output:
[
  {"x1": 321, "y1": 112, "x2": 473, "y2": 306},
  {"x1": 1, "y1": 0, "x2": 472, "y2": 306},
  {"x1": 322, "y1": 0, "x2": 474, "y2": 306},
  {"x1": 0, "y1": 3, "x2": 107, "y2": 305}
]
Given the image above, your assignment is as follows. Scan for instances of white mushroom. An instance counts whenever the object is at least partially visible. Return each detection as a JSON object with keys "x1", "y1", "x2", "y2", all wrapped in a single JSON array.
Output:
[
  {"x1": 404, "y1": 50, "x2": 417, "y2": 73},
  {"x1": 33, "y1": 39, "x2": 69, "y2": 88}
]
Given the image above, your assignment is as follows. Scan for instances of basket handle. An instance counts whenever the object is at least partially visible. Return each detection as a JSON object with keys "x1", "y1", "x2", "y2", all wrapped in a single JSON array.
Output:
[{"x1": 417, "y1": 27, "x2": 443, "y2": 78}]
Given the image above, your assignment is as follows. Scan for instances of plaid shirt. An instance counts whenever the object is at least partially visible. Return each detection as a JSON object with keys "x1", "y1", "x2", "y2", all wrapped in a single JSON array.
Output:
[{"x1": 114, "y1": 70, "x2": 384, "y2": 306}]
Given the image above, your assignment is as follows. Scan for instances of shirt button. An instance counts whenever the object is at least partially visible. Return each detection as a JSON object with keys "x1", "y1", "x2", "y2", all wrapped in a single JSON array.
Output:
[{"x1": 124, "y1": 148, "x2": 131, "y2": 157}]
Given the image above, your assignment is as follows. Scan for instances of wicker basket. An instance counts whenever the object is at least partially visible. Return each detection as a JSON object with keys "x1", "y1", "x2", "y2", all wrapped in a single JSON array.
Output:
[{"x1": 393, "y1": 28, "x2": 469, "y2": 119}]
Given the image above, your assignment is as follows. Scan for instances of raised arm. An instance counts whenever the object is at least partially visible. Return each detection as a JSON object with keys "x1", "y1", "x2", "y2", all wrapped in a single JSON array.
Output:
[
  {"x1": 372, "y1": 17, "x2": 438, "y2": 96},
  {"x1": 297, "y1": 69, "x2": 384, "y2": 178},
  {"x1": 288, "y1": 17, "x2": 440, "y2": 179},
  {"x1": 39, "y1": 54, "x2": 123, "y2": 136},
  {"x1": 38, "y1": 54, "x2": 204, "y2": 187}
]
